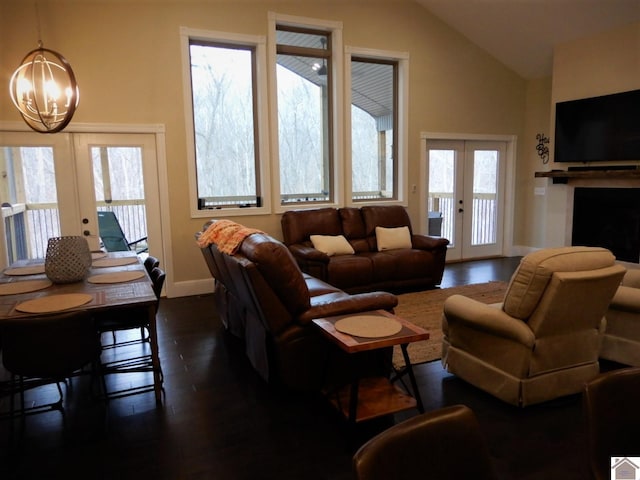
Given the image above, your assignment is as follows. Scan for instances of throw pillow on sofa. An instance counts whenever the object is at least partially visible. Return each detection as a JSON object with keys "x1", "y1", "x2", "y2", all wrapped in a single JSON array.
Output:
[
  {"x1": 375, "y1": 226, "x2": 412, "y2": 251},
  {"x1": 310, "y1": 234, "x2": 355, "y2": 256}
]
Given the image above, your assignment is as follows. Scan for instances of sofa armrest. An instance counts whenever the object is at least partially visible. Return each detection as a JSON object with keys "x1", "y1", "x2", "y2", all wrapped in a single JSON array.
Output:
[
  {"x1": 443, "y1": 294, "x2": 535, "y2": 347},
  {"x1": 297, "y1": 292, "x2": 398, "y2": 325},
  {"x1": 288, "y1": 244, "x2": 331, "y2": 264},
  {"x1": 411, "y1": 234, "x2": 450, "y2": 250}
]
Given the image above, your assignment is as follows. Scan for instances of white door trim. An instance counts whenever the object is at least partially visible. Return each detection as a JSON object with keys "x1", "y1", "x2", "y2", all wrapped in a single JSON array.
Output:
[{"x1": 420, "y1": 132, "x2": 516, "y2": 260}]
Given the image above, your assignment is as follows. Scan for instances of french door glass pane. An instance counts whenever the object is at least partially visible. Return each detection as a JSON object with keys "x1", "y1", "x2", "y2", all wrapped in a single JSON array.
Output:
[
  {"x1": 471, "y1": 150, "x2": 498, "y2": 246},
  {"x1": 91, "y1": 146, "x2": 148, "y2": 252},
  {"x1": 1, "y1": 146, "x2": 60, "y2": 261},
  {"x1": 428, "y1": 149, "x2": 454, "y2": 244}
]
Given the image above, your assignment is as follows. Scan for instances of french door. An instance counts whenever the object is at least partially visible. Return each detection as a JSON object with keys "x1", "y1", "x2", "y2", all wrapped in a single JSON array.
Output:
[
  {"x1": 427, "y1": 140, "x2": 506, "y2": 261},
  {"x1": 0, "y1": 131, "x2": 162, "y2": 269}
]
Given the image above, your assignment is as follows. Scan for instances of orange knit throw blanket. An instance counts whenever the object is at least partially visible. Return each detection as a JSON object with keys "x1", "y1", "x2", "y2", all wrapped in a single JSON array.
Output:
[{"x1": 196, "y1": 219, "x2": 264, "y2": 255}]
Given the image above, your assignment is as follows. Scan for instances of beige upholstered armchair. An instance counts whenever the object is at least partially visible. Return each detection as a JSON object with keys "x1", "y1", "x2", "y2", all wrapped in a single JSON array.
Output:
[
  {"x1": 600, "y1": 269, "x2": 640, "y2": 366},
  {"x1": 442, "y1": 247, "x2": 626, "y2": 407}
]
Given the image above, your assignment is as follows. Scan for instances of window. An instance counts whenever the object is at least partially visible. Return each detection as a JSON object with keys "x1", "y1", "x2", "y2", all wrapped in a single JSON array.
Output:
[
  {"x1": 275, "y1": 25, "x2": 333, "y2": 205},
  {"x1": 351, "y1": 58, "x2": 397, "y2": 201},
  {"x1": 181, "y1": 28, "x2": 269, "y2": 215}
]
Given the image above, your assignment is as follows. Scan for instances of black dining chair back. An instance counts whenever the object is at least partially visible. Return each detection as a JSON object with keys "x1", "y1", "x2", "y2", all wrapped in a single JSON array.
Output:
[
  {"x1": 144, "y1": 255, "x2": 160, "y2": 275},
  {"x1": 98, "y1": 267, "x2": 166, "y2": 400},
  {"x1": 150, "y1": 266, "x2": 166, "y2": 302},
  {"x1": 1, "y1": 311, "x2": 101, "y2": 417}
]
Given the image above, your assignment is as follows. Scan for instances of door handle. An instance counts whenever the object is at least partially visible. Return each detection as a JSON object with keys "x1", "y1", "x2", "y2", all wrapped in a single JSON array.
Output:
[{"x1": 458, "y1": 208, "x2": 464, "y2": 213}]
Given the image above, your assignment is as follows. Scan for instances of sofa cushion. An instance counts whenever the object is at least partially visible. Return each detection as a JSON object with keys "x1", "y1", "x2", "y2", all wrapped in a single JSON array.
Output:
[
  {"x1": 362, "y1": 205, "x2": 413, "y2": 236},
  {"x1": 326, "y1": 255, "x2": 375, "y2": 290},
  {"x1": 376, "y1": 226, "x2": 412, "y2": 251},
  {"x1": 503, "y1": 246, "x2": 616, "y2": 320},
  {"x1": 310, "y1": 234, "x2": 355, "y2": 256},
  {"x1": 281, "y1": 208, "x2": 342, "y2": 245}
]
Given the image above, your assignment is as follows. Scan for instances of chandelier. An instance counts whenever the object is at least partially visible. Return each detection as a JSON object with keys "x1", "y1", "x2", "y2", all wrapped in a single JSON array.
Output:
[{"x1": 9, "y1": 42, "x2": 79, "y2": 133}]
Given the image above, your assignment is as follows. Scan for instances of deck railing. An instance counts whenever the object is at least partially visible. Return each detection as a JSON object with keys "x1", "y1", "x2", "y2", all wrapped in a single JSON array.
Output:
[
  {"x1": 2, "y1": 201, "x2": 147, "y2": 261},
  {"x1": 429, "y1": 192, "x2": 497, "y2": 245}
]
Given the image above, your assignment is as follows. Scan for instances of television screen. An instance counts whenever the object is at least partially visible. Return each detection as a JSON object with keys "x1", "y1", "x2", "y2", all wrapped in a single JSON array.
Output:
[{"x1": 554, "y1": 89, "x2": 640, "y2": 163}]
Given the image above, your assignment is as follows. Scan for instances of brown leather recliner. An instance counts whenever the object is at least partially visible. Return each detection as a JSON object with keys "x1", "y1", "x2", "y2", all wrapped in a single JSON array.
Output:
[
  {"x1": 281, "y1": 205, "x2": 449, "y2": 294},
  {"x1": 583, "y1": 367, "x2": 640, "y2": 480},
  {"x1": 197, "y1": 222, "x2": 399, "y2": 391},
  {"x1": 352, "y1": 404, "x2": 498, "y2": 480}
]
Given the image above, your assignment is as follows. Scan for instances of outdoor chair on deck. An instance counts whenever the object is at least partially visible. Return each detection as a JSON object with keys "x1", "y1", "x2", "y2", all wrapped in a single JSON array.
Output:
[{"x1": 97, "y1": 211, "x2": 148, "y2": 253}]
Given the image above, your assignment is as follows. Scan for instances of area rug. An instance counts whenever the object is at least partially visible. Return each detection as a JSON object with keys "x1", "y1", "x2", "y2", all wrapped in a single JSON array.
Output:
[{"x1": 392, "y1": 281, "x2": 509, "y2": 367}]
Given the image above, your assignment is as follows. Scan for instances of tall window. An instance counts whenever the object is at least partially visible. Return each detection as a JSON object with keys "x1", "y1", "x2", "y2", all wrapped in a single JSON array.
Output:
[
  {"x1": 276, "y1": 26, "x2": 333, "y2": 204},
  {"x1": 188, "y1": 40, "x2": 261, "y2": 209},
  {"x1": 351, "y1": 58, "x2": 398, "y2": 201}
]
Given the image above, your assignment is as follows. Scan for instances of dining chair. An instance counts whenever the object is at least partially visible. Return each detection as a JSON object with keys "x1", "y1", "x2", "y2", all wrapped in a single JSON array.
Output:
[
  {"x1": 352, "y1": 404, "x2": 498, "y2": 480},
  {"x1": 100, "y1": 255, "x2": 161, "y2": 347},
  {"x1": 144, "y1": 255, "x2": 160, "y2": 275},
  {"x1": 0, "y1": 310, "x2": 102, "y2": 420},
  {"x1": 98, "y1": 267, "x2": 165, "y2": 399}
]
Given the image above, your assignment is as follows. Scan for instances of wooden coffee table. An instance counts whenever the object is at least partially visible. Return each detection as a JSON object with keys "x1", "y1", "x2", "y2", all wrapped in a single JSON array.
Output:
[{"x1": 312, "y1": 310, "x2": 429, "y2": 424}]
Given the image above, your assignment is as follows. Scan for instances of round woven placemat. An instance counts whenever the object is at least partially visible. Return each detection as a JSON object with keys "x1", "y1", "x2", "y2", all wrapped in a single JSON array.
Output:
[
  {"x1": 88, "y1": 271, "x2": 145, "y2": 284},
  {"x1": 92, "y1": 257, "x2": 138, "y2": 268},
  {"x1": 334, "y1": 314, "x2": 402, "y2": 338},
  {"x1": 4, "y1": 265, "x2": 46, "y2": 276},
  {"x1": 0, "y1": 279, "x2": 52, "y2": 296},
  {"x1": 16, "y1": 293, "x2": 93, "y2": 313}
]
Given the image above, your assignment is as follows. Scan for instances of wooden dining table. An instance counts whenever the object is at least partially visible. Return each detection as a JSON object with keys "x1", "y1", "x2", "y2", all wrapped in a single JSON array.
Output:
[{"x1": 0, "y1": 251, "x2": 163, "y2": 405}]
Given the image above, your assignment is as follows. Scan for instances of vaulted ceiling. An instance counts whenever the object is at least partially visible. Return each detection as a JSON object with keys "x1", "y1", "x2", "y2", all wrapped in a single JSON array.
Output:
[{"x1": 414, "y1": 0, "x2": 640, "y2": 79}]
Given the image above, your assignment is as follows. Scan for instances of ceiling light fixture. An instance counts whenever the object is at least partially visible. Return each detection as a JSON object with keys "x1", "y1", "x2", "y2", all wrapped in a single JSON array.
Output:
[{"x1": 9, "y1": 3, "x2": 79, "y2": 133}]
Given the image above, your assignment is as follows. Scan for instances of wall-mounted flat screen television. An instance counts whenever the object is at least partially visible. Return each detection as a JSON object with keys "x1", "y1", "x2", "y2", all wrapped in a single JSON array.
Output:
[{"x1": 554, "y1": 89, "x2": 640, "y2": 163}]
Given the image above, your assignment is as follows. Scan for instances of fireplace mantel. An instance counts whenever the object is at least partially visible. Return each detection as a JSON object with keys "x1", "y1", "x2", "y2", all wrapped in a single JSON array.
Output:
[{"x1": 535, "y1": 169, "x2": 640, "y2": 184}]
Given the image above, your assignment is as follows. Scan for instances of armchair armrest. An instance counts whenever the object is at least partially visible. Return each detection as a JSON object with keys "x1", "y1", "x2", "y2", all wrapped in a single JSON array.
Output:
[
  {"x1": 443, "y1": 294, "x2": 535, "y2": 347},
  {"x1": 288, "y1": 244, "x2": 330, "y2": 264},
  {"x1": 297, "y1": 292, "x2": 398, "y2": 325},
  {"x1": 610, "y1": 285, "x2": 640, "y2": 313},
  {"x1": 411, "y1": 234, "x2": 450, "y2": 251},
  {"x1": 621, "y1": 269, "x2": 640, "y2": 289}
]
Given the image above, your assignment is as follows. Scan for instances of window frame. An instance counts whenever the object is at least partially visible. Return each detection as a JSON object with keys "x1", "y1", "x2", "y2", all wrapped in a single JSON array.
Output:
[
  {"x1": 344, "y1": 46, "x2": 409, "y2": 206},
  {"x1": 180, "y1": 26, "x2": 271, "y2": 218},
  {"x1": 268, "y1": 12, "x2": 344, "y2": 212}
]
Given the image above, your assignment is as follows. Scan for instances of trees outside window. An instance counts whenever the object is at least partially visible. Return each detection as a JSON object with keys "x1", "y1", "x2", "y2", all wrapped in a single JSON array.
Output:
[
  {"x1": 276, "y1": 26, "x2": 333, "y2": 204},
  {"x1": 351, "y1": 58, "x2": 397, "y2": 201},
  {"x1": 189, "y1": 41, "x2": 261, "y2": 208}
]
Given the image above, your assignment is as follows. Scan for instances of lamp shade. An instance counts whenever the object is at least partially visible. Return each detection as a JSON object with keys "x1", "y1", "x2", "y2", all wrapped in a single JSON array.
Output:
[{"x1": 9, "y1": 46, "x2": 79, "y2": 133}]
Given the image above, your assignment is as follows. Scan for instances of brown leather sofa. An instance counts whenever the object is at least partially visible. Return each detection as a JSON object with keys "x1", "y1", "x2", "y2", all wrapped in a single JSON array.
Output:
[
  {"x1": 281, "y1": 205, "x2": 449, "y2": 294},
  {"x1": 197, "y1": 221, "x2": 398, "y2": 391}
]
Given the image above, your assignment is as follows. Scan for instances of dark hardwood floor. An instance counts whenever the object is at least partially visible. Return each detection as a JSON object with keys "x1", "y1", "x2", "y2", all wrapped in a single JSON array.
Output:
[{"x1": 0, "y1": 257, "x2": 621, "y2": 479}]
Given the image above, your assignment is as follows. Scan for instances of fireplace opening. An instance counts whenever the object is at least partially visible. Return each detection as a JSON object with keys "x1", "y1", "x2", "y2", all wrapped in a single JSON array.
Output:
[{"x1": 572, "y1": 187, "x2": 640, "y2": 263}]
